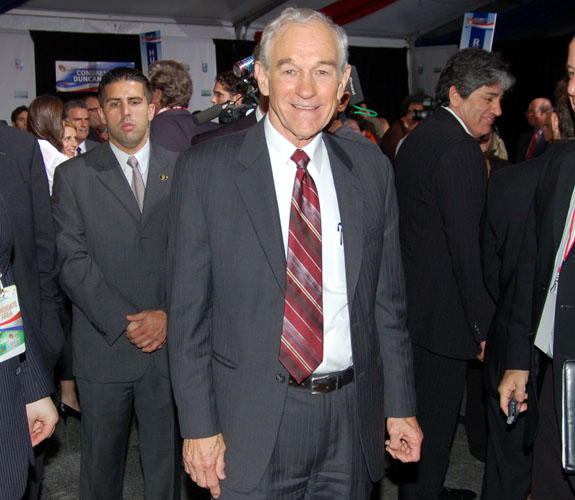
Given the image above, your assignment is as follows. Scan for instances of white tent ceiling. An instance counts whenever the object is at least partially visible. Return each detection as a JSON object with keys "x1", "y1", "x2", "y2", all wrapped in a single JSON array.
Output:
[{"x1": 12, "y1": 0, "x2": 492, "y2": 41}]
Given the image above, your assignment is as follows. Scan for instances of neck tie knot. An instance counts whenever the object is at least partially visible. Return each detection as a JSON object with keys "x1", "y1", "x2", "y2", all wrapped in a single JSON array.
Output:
[{"x1": 291, "y1": 149, "x2": 310, "y2": 171}]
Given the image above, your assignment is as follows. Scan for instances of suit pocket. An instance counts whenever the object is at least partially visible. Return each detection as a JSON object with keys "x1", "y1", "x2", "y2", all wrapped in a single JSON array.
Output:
[{"x1": 212, "y1": 350, "x2": 238, "y2": 369}]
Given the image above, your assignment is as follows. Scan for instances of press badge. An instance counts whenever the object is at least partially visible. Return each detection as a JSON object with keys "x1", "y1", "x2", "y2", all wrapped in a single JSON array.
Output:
[{"x1": 0, "y1": 283, "x2": 25, "y2": 363}]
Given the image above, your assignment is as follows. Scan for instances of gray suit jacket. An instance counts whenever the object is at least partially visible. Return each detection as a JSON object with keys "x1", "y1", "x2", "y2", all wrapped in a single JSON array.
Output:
[
  {"x1": 168, "y1": 120, "x2": 416, "y2": 491},
  {"x1": 52, "y1": 141, "x2": 178, "y2": 383}
]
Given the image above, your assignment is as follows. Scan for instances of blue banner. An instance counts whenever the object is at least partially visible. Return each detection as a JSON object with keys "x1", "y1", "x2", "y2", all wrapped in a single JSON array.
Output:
[
  {"x1": 140, "y1": 31, "x2": 162, "y2": 75},
  {"x1": 56, "y1": 61, "x2": 135, "y2": 92},
  {"x1": 460, "y1": 13, "x2": 497, "y2": 51}
]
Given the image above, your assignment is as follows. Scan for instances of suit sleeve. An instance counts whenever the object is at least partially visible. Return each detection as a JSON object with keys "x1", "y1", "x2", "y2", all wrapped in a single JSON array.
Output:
[
  {"x1": 27, "y1": 137, "x2": 65, "y2": 360},
  {"x1": 375, "y1": 157, "x2": 417, "y2": 417},
  {"x1": 435, "y1": 141, "x2": 494, "y2": 342},
  {"x1": 51, "y1": 165, "x2": 135, "y2": 344},
  {"x1": 167, "y1": 152, "x2": 220, "y2": 438},
  {"x1": 481, "y1": 180, "x2": 502, "y2": 302}
]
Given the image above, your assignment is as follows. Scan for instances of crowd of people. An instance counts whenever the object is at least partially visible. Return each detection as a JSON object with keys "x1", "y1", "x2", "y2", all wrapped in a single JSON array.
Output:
[{"x1": 2, "y1": 6, "x2": 575, "y2": 500}]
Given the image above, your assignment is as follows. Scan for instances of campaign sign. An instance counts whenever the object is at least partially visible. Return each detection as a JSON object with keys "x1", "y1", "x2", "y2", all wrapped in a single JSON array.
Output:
[
  {"x1": 56, "y1": 61, "x2": 136, "y2": 93},
  {"x1": 460, "y1": 13, "x2": 497, "y2": 52},
  {"x1": 140, "y1": 31, "x2": 162, "y2": 75}
]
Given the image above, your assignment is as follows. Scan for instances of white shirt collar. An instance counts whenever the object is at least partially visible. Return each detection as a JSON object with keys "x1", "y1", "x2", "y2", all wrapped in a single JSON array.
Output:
[
  {"x1": 109, "y1": 138, "x2": 151, "y2": 184},
  {"x1": 263, "y1": 114, "x2": 324, "y2": 173},
  {"x1": 443, "y1": 106, "x2": 474, "y2": 137}
]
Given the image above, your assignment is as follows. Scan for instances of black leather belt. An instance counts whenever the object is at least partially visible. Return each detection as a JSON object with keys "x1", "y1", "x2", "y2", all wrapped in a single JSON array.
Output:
[{"x1": 288, "y1": 367, "x2": 354, "y2": 394}]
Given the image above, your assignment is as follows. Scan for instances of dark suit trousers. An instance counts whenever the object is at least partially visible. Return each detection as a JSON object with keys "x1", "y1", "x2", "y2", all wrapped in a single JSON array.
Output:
[
  {"x1": 532, "y1": 363, "x2": 575, "y2": 499},
  {"x1": 481, "y1": 388, "x2": 532, "y2": 500},
  {"x1": 77, "y1": 361, "x2": 180, "y2": 500},
  {"x1": 218, "y1": 381, "x2": 371, "y2": 500},
  {"x1": 398, "y1": 344, "x2": 468, "y2": 500}
]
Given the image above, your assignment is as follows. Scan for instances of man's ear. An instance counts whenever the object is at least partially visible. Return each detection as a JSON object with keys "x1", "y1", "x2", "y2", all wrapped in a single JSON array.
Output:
[
  {"x1": 337, "y1": 65, "x2": 352, "y2": 100},
  {"x1": 448, "y1": 85, "x2": 462, "y2": 108},
  {"x1": 254, "y1": 61, "x2": 270, "y2": 97},
  {"x1": 97, "y1": 107, "x2": 107, "y2": 126}
]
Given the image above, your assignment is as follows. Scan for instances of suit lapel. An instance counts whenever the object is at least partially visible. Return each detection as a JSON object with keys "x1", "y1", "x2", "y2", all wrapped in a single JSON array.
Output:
[
  {"x1": 553, "y1": 149, "x2": 575, "y2": 253},
  {"x1": 95, "y1": 143, "x2": 141, "y2": 222},
  {"x1": 235, "y1": 122, "x2": 287, "y2": 292},
  {"x1": 325, "y1": 136, "x2": 363, "y2": 306},
  {"x1": 141, "y1": 145, "x2": 172, "y2": 229}
]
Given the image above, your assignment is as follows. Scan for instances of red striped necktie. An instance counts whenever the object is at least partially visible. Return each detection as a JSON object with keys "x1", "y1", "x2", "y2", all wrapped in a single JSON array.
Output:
[{"x1": 279, "y1": 149, "x2": 323, "y2": 384}]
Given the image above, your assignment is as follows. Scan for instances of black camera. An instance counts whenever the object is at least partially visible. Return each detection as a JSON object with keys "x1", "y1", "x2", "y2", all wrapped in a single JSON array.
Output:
[{"x1": 412, "y1": 97, "x2": 436, "y2": 121}]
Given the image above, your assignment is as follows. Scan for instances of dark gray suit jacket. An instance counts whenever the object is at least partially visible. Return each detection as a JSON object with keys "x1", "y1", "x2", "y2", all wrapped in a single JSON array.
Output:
[
  {"x1": 52, "y1": 141, "x2": 178, "y2": 383},
  {"x1": 0, "y1": 126, "x2": 55, "y2": 499},
  {"x1": 168, "y1": 120, "x2": 416, "y2": 492}
]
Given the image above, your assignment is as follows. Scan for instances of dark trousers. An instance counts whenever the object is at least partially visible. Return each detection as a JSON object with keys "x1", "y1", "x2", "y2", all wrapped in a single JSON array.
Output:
[
  {"x1": 219, "y1": 381, "x2": 371, "y2": 500},
  {"x1": 481, "y1": 387, "x2": 532, "y2": 500},
  {"x1": 398, "y1": 344, "x2": 468, "y2": 500},
  {"x1": 77, "y1": 361, "x2": 180, "y2": 500},
  {"x1": 532, "y1": 363, "x2": 575, "y2": 499}
]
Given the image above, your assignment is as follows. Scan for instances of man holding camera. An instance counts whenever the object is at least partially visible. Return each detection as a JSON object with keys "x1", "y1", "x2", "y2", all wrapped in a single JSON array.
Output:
[{"x1": 394, "y1": 48, "x2": 514, "y2": 500}]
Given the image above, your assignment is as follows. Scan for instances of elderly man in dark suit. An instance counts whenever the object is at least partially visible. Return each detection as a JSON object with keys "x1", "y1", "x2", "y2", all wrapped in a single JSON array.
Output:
[
  {"x1": 0, "y1": 125, "x2": 59, "y2": 500},
  {"x1": 168, "y1": 7, "x2": 422, "y2": 500},
  {"x1": 394, "y1": 48, "x2": 514, "y2": 500},
  {"x1": 52, "y1": 67, "x2": 180, "y2": 500}
]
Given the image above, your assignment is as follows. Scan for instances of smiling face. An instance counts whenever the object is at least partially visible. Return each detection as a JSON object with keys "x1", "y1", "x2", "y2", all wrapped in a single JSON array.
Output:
[
  {"x1": 255, "y1": 20, "x2": 350, "y2": 148},
  {"x1": 100, "y1": 80, "x2": 154, "y2": 154},
  {"x1": 449, "y1": 84, "x2": 504, "y2": 138},
  {"x1": 62, "y1": 125, "x2": 79, "y2": 158}
]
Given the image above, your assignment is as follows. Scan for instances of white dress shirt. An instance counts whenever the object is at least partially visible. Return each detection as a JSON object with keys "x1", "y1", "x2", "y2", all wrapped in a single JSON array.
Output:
[
  {"x1": 109, "y1": 139, "x2": 151, "y2": 187},
  {"x1": 37, "y1": 139, "x2": 69, "y2": 195},
  {"x1": 264, "y1": 116, "x2": 352, "y2": 374},
  {"x1": 535, "y1": 185, "x2": 575, "y2": 357}
]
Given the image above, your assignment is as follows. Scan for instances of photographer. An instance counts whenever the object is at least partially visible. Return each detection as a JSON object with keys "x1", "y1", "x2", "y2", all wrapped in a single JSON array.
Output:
[
  {"x1": 381, "y1": 95, "x2": 425, "y2": 162},
  {"x1": 394, "y1": 48, "x2": 514, "y2": 500}
]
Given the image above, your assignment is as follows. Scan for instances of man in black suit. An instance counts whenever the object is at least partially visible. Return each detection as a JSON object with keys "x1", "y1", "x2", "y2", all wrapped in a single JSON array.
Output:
[
  {"x1": 480, "y1": 158, "x2": 543, "y2": 499},
  {"x1": 515, "y1": 97, "x2": 552, "y2": 163},
  {"x1": 394, "y1": 48, "x2": 514, "y2": 500},
  {"x1": 0, "y1": 125, "x2": 59, "y2": 500},
  {"x1": 499, "y1": 35, "x2": 575, "y2": 498},
  {"x1": 149, "y1": 59, "x2": 218, "y2": 152},
  {"x1": 52, "y1": 67, "x2": 181, "y2": 499},
  {"x1": 168, "y1": 7, "x2": 422, "y2": 499}
]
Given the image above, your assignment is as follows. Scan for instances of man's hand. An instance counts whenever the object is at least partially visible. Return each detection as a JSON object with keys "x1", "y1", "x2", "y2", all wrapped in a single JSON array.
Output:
[
  {"x1": 26, "y1": 397, "x2": 58, "y2": 447},
  {"x1": 498, "y1": 369, "x2": 529, "y2": 416},
  {"x1": 183, "y1": 434, "x2": 226, "y2": 498},
  {"x1": 385, "y1": 416, "x2": 423, "y2": 463},
  {"x1": 477, "y1": 340, "x2": 486, "y2": 362},
  {"x1": 126, "y1": 309, "x2": 167, "y2": 353}
]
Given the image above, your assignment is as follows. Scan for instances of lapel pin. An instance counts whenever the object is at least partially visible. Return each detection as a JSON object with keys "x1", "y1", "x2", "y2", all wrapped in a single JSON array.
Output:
[{"x1": 159, "y1": 174, "x2": 169, "y2": 181}]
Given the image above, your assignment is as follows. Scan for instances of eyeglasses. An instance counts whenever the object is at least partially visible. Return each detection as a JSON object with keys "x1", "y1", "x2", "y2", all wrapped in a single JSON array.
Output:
[{"x1": 525, "y1": 109, "x2": 542, "y2": 116}]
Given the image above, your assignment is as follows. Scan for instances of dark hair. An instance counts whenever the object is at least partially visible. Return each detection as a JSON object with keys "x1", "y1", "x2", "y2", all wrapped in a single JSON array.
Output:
[
  {"x1": 435, "y1": 48, "x2": 515, "y2": 106},
  {"x1": 554, "y1": 78, "x2": 575, "y2": 139},
  {"x1": 11, "y1": 105, "x2": 28, "y2": 124},
  {"x1": 215, "y1": 71, "x2": 248, "y2": 97},
  {"x1": 148, "y1": 60, "x2": 193, "y2": 108},
  {"x1": 64, "y1": 99, "x2": 87, "y2": 120},
  {"x1": 98, "y1": 66, "x2": 151, "y2": 106},
  {"x1": 399, "y1": 96, "x2": 427, "y2": 117},
  {"x1": 28, "y1": 94, "x2": 65, "y2": 152}
]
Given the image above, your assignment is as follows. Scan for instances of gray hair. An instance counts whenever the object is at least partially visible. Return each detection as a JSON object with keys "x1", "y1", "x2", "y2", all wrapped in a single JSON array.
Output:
[
  {"x1": 435, "y1": 48, "x2": 515, "y2": 106},
  {"x1": 64, "y1": 99, "x2": 87, "y2": 120},
  {"x1": 258, "y1": 7, "x2": 349, "y2": 77}
]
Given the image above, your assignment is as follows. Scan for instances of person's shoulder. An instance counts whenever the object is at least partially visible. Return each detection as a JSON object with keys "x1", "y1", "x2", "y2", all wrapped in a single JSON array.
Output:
[
  {"x1": 0, "y1": 125, "x2": 36, "y2": 151},
  {"x1": 151, "y1": 141, "x2": 180, "y2": 164}
]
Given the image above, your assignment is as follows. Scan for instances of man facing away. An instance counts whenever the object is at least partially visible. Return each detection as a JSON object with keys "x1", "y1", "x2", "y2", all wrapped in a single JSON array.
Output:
[
  {"x1": 168, "y1": 7, "x2": 422, "y2": 500},
  {"x1": 52, "y1": 67, "x2": 180, "y2": 500}
]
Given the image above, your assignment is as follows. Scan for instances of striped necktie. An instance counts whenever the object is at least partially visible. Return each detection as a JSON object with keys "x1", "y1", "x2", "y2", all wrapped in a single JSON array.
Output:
[{"x1": 279, "y1": 149, "x2": 323, "y2": 383}]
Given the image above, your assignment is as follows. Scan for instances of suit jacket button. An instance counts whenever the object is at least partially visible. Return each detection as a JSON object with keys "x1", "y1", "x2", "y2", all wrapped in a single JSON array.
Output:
[
  {"x1": 15, "y1": 366, "x2": 21, "y2": 375},
  {"x1": 276, "y1": 373, "x2": 286, "y2": 383}
]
